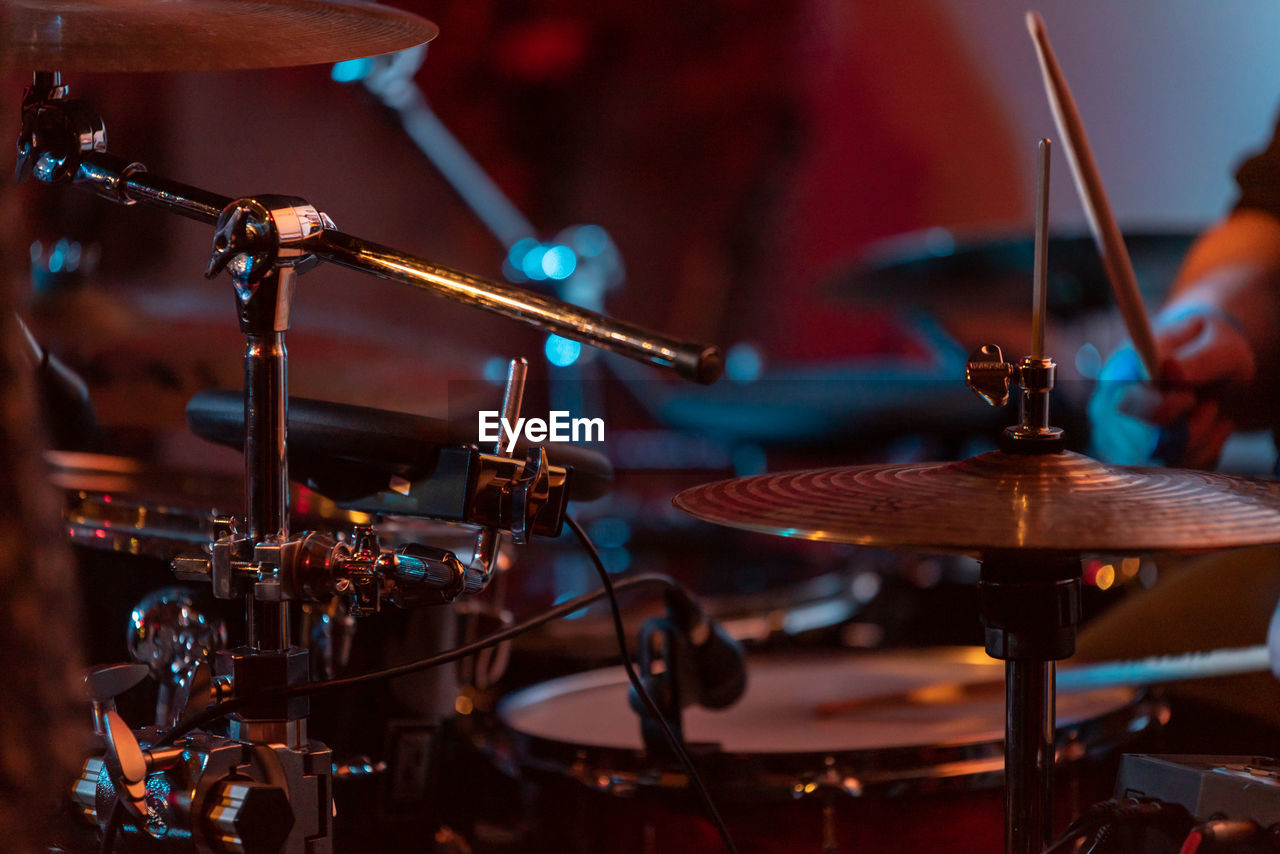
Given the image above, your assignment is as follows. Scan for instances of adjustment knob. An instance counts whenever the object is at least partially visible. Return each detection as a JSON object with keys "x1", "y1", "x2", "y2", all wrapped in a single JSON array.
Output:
[{"x1": 965, "y1": 344, "x2": 1014, "y2": 407}]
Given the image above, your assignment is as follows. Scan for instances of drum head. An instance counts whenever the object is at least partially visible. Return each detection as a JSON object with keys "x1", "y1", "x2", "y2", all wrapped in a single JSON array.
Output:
[
  {"x1": 494, "y1": 648, "x2": 1151, "y2": 799},
  {"x1": 502, "y1": 649, "x2": 1134, "y2": 754}
]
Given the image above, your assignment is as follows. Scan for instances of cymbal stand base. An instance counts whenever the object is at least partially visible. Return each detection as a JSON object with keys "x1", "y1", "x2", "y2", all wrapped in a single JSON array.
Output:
[{"x1": 979, "y1": 554, "x2": 1081, "y2": 854}]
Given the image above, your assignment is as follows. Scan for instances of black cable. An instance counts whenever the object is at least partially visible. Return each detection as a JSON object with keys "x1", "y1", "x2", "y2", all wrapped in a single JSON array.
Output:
[
  {"x1": 102, "y1": 572, "x2": 681, "y2": 850},
  {"x1": 104, "y1": 524, "x2": 741, "y2": 854},
  {"x1": 1042, "y1": 798, "x2": 1189, "y2": 854},
  {"x1": 151, "y1": 571, "x2": 682, "y2": 748},
  {"x1": 97, "y1": 797, "x2": 123, "y2": 854},
  {"x1": 564, "y1": 513, "x2": 739, "y2": 854}
]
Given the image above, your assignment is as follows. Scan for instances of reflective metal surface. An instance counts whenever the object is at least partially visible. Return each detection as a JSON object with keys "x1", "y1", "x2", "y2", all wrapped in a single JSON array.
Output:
[
  {"x1": 674, "y1": 450, "x2": 1280, "y2": 555},
  {"x1": 128, "y1": 587, "x2": 227, "y2": 685},
  {"x1": 0, "y1": 0, "x2": 438, "y2": 72},
  {"x1": 67, "y1": 153, "x2": 722, "y2": 383}
]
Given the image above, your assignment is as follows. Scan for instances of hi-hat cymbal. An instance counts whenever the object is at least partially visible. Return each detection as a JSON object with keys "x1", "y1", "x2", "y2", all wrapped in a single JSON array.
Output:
[
  {"x1": 0, "y1": 0, "x2": 437, "y2": 72},
  {"x1": 674, "y1": 450, "x2": 1280, "y2": 555}
]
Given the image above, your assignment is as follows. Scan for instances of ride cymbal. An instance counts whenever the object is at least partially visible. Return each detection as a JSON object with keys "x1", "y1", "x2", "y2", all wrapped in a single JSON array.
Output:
[
  {"x1": 0, "y1": 0, "x2": 437, "y2": 72},
  {"x1": 674, "y1": 450, "x2": 1280, "y2": 555}
]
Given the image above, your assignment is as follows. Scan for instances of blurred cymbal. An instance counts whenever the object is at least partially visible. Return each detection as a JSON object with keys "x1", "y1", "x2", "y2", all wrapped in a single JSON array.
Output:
[
  {"x1": 674, "y1": 450, "x2": 1280, "y2": 556},
  {"x1": 30, "y1": 288, "x2": 487, "y2": 436},
  {"x1": 0, "y1": 0, "x2": 437, "y2": 72},
  {"x1": 830, "y1": 229, "x2": 1193, "y2": 316}
]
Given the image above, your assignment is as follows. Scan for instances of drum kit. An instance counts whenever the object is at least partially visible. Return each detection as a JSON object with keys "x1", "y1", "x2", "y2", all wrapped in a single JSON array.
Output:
[{"x1": 8, "y1": 3, "x2": 1280, "y2": 854}]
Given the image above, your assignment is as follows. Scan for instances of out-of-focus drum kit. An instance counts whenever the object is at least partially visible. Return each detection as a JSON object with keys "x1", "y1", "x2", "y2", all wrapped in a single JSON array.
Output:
[{"x1": 9, "y1": 3, "x2": 1280, "y2": 854}]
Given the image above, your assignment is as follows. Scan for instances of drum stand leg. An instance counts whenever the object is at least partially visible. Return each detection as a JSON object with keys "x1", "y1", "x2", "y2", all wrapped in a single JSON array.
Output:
[{"x1": 979, "y1": 554, "x2": 1081, "y2": 854}]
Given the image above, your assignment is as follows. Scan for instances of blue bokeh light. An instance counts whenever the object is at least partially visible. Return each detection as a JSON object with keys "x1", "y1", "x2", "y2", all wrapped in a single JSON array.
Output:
[
  {"x1": 545, "y1": 334, "x2": 582, "y2": 367},
  {"x1": 521, "y1": 244, "x2": 550, "y2": 281},
  {"x1": 725, "y1": 342, "x2": 764, "y2": 383},
  {"x1": 482, "y1": 357, "x2": 509, "y2": 384},
  {"x1": 541, "y1": 245, "x2": 578, "y2": 280},
  {"x1": 588, "y1": 517, "x2": 631, "y2": 549},
  {"x1": 600, "y1": 547, "x2": 631, "y2": 574},
  {"x1": 732, "y1": 443, "x2": 768, "y2": 476},
  {"x1": 572, "y1": 224, "x2": 609, "y2": 258},
  {"x1": 331, "y1": 58, "x2": 374, "y2": 83},
  {"x1": 1075, "y1": 342, "x2": 1103, "y2": 379}
]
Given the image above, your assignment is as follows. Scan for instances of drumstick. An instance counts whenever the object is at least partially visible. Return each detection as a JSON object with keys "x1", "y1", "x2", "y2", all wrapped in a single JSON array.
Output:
[
  {"x1": 1026, "y1": 11, "x2": 1161, "y2": 378},
  {"x1": 813, "y1": 645, "x2": 1270, "y2": 717}
]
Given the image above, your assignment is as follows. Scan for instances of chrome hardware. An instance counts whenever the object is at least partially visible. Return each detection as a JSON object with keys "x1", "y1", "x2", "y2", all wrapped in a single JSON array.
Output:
[
  {"x1": 289, "y1": 529, "x2": 468, "y2": 616},
  {"x1": 471, "y1": 357, "x2": 527, "y2": 589},
  {"x1": 205, "y1": 194, "x2": 331, "y2": 286},
  {"x1": 965, "y1": 345, "x2": 1064, "y2": 449},
  {"x1": 127, "y1": 587, "x2": 228, "y2": 727},
  {"x1": 965, "y1": 344, "x2": 1013, "y2": 407},
  {"x1": 15, "y1": 74, "x2": 105, "y2": 185},
  {"x1": 506, "y1": 445, "x2": 550, "y2": 547}
]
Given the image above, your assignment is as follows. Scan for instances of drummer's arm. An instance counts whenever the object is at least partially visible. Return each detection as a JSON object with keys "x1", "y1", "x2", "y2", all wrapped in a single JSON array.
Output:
[
  {"x1": 1092, "y1": 116, "x2": 1280, "y2": 466},
  {"x1": 1166, "y1": 210, "x2": 1280, "y2": 370}
]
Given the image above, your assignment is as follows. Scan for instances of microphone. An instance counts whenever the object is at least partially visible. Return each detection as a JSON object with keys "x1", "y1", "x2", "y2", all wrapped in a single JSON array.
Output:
[
  {"x1": 660, "y1": 586, "x2": 747, "y2": 710},
  {"x1": 629, "y1": 583, "x2": 747, "y2": 750}
]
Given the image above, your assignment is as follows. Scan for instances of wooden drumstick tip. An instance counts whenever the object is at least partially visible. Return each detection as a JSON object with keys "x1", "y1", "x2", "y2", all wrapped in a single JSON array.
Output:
[{"x1": 1026, "y1": 10, "x2": 1046, "y2": 39}]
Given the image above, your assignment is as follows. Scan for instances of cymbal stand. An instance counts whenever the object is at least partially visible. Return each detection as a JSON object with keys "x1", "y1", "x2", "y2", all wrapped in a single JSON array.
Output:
[
  {"x1": 15, "y1": 74, "x2": 720, "y2": 383},
  {"x1": 965, "y1": 139, "x2": 1082, "y2": 854},
  {"x1": 967, "y1": 338, "x2": 1082, "y2": 854},
  {"x1": 17, "y1": 72, "x2": 722, "y2": 851}
]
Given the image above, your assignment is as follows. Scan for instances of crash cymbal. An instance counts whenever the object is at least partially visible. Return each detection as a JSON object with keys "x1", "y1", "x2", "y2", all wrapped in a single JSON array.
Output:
[
  {"x1": 0, "y1": 0, "x2": 437, "y2": 72},
  {"x1": 674, "y1": 450, "x2": 1280, "y2": 555}
]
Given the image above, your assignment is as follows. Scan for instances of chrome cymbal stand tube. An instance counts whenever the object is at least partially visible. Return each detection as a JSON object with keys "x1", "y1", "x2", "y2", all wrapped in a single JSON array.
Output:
[
  {"x1": 18, "y1": 74, "x2": 722, "y2": 850},
  {"x1": 965, "y1": 139, "x2": 1083, "y2": 854}
]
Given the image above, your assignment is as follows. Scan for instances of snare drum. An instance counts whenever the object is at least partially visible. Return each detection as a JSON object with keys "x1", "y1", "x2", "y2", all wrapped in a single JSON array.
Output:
[{"x1": 482, "y1": 649, "x2": 1163, "y2": 853}]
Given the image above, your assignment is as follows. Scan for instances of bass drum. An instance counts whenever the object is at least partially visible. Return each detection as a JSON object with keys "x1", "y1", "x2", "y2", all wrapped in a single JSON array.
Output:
[{"x1": 479, "y1": 649, "x2": 1164, "y2": 854}]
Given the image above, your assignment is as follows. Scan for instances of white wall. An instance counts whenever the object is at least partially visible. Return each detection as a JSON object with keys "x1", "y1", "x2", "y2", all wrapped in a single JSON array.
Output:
[{"x1": 941, "y1": 0, "x2": 1280, "y2": 228}]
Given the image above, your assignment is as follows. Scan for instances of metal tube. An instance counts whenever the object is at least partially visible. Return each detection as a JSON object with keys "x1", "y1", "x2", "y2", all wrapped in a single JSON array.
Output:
[
  {"x1": 240, "y1": 263, "x2": 293, "y2": 652},
  {"x1": 244, "y1": 327, "x2": 289, "y2": 651},
  {"x1": 78, "y1": 152, "x2": 230, "y2": 223},
  {"x1": 1032, "y1": 138, "x2": 1050, "y2": 359},
  {"x1": 470, "y1": 358, "x2": 528, "y2": 591},
  {"x1": 244, "y1": 330, "x2": 289, "y2": 542},
  {"x1": 1005, "y1": 659, "x2": 1055, "y2": 854},
  {"x1": 73, "y1": 152, "x2": 720, "y2": 383},
  {"x1": 318, "y1": 230, "x2": 720, "y2": 383}
]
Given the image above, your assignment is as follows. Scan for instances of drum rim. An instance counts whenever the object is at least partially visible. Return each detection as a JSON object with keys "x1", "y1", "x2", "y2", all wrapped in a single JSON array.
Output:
[{"x1": 479, "y1": 649, "x2": 1166, "y2": 801}]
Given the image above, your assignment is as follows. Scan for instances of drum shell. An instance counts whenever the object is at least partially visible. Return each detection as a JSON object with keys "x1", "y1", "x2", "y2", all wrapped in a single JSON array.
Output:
[{"x1": 477, "y1": 650, "x2": 1165, "y2": 854}]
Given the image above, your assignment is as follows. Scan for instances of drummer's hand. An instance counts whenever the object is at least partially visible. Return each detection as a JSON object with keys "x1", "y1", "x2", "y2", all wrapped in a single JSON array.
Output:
[{"x1": 1088, "y1": 306, "x2": 1254, "y2": 468}]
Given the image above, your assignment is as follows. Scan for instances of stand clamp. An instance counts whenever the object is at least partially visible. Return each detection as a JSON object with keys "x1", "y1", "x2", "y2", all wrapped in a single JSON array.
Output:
[
  {"x1": 206, "y1": 195, "x2": 332, "y2": 287},
  {"x1": 965, "y1": 344, "x2": 1064, "y2": 453}
]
